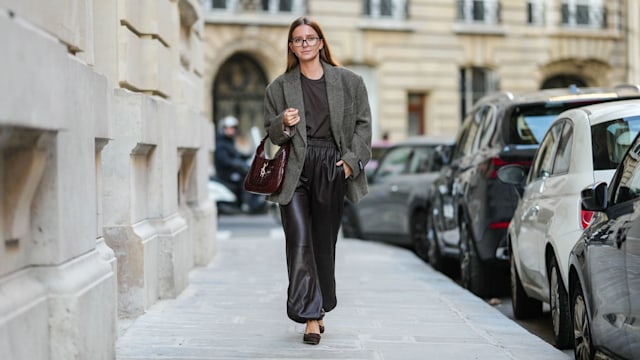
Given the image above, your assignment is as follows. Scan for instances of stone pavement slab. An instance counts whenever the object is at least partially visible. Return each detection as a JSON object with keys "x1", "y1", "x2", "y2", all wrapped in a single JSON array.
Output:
[{"x1": 116, "y1": 229, "x2": 570, "y2": 360}]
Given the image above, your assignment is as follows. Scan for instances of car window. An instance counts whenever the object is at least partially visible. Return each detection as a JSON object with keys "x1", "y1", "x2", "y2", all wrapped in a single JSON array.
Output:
[
  {"x1": 451, "y1": 116, "x2": 477, "y2": 161},
  {"x1": 375, "y1": 146, "x2": 412, "y2": 178},
  {"x1": 552, "y1": 120, "x2": 573, "y2": 175},
  {"x1": 612, "y1": 137, "x2": 640, "y2": 204},
  {"x1": 464, "y1": 108, "x2": 484, "y2": 152},
  {"x1": 529, "y1": 122, "x2": 562, "y2": 181},
  {"x1": 476, "y1": 105, "x2": 496, "y2": 149},
  {"x1": 410, "y1": 147, "x2": 438, "y2": 173},
  {"x1": 507, "y1": 105, "x2": 564, "y2": 145},
  {"x1": 592, "y1": 115, "x2": 640, "y2": 170}
]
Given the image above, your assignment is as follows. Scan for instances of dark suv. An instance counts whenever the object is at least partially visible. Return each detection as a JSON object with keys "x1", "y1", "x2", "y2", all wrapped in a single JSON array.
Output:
[{"x1": 426, "y1": 85, "x2": 640, "y2": 297}]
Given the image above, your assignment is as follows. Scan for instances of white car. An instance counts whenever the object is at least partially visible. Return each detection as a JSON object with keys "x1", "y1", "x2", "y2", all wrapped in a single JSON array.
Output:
[{"x1": 498, "y1": 99, "x2": 640, "y2": 349}]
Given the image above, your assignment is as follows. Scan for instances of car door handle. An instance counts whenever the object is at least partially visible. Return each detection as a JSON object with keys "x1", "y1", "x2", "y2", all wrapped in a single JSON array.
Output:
[
  {"x1": 390, "y1": 185, "x2": 399, "y2": 192},
  {"x1": 615, "y1": 228, "x2": 628, "y2": 248}
]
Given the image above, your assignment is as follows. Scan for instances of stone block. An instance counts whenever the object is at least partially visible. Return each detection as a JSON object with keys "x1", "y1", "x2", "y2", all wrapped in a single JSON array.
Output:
[
  {"x1": 0, "y1": 0, "x2": 91, "y2": 54},
  {"x1": 0, "y1": 269, "x2": 48, "y2": 360},
  {"x1": 92, "y1": 0, "x2": 120, "y2": 89},
  {"x1": 154, "y1": 213, "x2": 190, "y2": 299},
  {"x1": 35, "y1": 249, "x2": 116, "y2": 360},
  {"x1": 103, "y1": 221, "x2": 159, "y2": 317},
  {"x1": 0, "y1": 15, "x2": 68, "y2": 130},
  {"x1": 119, "y1": 27, "x2": 173, "y2": 96},
  {"x1": 119, "y1": 0, "x2": 174, "y2": 47}
]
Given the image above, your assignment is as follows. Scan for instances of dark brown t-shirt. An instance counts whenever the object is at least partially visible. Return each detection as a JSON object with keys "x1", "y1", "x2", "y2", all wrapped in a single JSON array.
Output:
[{"x1": 301, "y1": 74, "x2": 331, "y2": 139}]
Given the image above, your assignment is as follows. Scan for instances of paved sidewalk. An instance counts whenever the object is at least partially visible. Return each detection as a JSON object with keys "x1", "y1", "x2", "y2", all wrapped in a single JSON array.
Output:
[{"x1": 116, "y1": 228, "x2": 570, "y2": 360}]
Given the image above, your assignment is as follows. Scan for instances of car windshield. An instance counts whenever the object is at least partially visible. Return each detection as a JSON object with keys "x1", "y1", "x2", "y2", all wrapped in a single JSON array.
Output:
[
  {"x1": 592, "y1": 115, "x2": 640, "y2": 170},
  {"x1": 375, "y1": 146, "x2": 439, "y2": 178}
]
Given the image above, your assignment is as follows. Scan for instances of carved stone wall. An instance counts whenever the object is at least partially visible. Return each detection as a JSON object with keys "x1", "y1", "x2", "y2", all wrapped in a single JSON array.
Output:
[{"x1": 0, "y1": 0, "x2": 214, "y2": 358}]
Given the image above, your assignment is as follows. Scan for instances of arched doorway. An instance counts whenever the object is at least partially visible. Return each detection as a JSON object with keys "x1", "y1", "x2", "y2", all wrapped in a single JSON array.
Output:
[
  {"x1": 213, "y1": 53, "x2": 268, "y2": 151},
  {"x1": 540, "y1": 74, "x2": 588, "y2": 89}
]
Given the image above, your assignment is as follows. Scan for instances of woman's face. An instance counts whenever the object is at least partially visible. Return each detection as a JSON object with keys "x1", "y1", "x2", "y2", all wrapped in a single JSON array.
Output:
[{"x1": 289, "y1": 24, "x2": 323, "y2": 63}]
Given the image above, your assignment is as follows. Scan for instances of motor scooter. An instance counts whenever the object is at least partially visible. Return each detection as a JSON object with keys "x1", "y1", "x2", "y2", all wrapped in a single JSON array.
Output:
[
  {"x1": 209, "y1": 175, "x2": 267, "y2": 215},
  {"x1": 210, "y1": 126, "x2": 271, "y2": 215}
]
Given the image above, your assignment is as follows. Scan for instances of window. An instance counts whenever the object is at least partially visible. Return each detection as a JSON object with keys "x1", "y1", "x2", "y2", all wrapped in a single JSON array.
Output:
[
  {"x1": 408, "y1": 93, "x2": 425, "y2": 136},
  {"x1": 209, "y1": 0, "x2": 227, "y2": 9},
  {"x1": 410, "y1": 147, "x2": 438, "y2": 173},
  {"x1": 561, "y1": 0, "x2": 606, "y2": 29},
  {"x1": 507, "y1": 105, "x2": 564, "y2": 146},
  {"x1": 459, "y1": 67, "x2": 499, "y2": 121},
  {"x1": 204, "y1": 0, "x2": 305, "y2": 13},
  {"x1": 363, "y1": 0, "x2": 407, "y2": 19},
  {"x1": 529, "y1": 123, "x2": 562, "y2": 181},
  {"x1": 459, "y1": 112, "x2": 482, "y2": 156},
  {"x1": 451, "y1": 116, "x2": 478, "y2": 161},
  {"x1": 457, "y1": 0, "x2": 500, "y2": 24},
  {"x1": 376, "y1": 146, "x2": 412, "y2": 178},
  {"x1": 526, "y1": 0, "x2": 545, "y2": 25},
  {"x1": 613, "y1": 141, "x2": 640, "y2": 204},
  {"x1": 592, "y1": 116, "x2": 640, "y2": 170},
  {"x1": 476, "y1": 105, "x2": 496, "y2": 149},
  {"x1": 552, "y1": 121, "x2": 573, "y2": 174}
]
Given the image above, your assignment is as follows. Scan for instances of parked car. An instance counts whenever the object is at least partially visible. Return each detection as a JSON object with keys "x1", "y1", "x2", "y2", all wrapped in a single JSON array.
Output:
[
  {"x1": 427, "y1": 85, "x2": 640, "y2": 297},
  {"x1": 498, "y1": 99, "x2": 640, "y2": 349},
  {"x1": 569, "y1": 127, "x2": 640, "y2": 360},
  {"x1": 341, "y1": 136, "x2": 453, "y2": 255},
  {"x1": 365, "y1": 139, "x2": 393, "y2": 176}
]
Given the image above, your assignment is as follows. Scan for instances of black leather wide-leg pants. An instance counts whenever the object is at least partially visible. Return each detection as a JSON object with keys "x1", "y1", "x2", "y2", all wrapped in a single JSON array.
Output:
[{"x1": 280, "y1": 138, "x2": 345, "y2": 324}]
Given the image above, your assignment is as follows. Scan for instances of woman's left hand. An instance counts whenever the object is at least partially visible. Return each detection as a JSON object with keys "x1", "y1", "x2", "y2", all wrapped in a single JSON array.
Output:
[{"x1": 336, "y1": 160, "x2": 352, "y2": 179}]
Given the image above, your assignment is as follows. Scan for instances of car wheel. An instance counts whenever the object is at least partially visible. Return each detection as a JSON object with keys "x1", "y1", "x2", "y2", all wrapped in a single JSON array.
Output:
[
  {"x1": 510, "y1": 248, "x2": 542, "y2": 319},
  {"x1": 572, "y1": 280, "x2": 594, "y2": 360},
  {"x1": 459, "y1": 219, "x2": 490, "y2": 297},
  {"x1": 549, "y1": 254, "x2": 573, "y2": 349},
  {"x1": 411, "y1": 209, "x2": 429, "y2": 260},
  {"x1": 341, "y1": 203, "x2": 362, "y2": 239}
]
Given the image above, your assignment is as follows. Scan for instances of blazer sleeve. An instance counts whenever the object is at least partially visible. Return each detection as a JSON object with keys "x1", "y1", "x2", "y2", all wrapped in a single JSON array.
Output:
[
  {"x1": 342, "y1": 76, "x2": 372, "y2": 180},
  {"x1": 263, "y1": 80, "x2": 295, "y2": 146}
]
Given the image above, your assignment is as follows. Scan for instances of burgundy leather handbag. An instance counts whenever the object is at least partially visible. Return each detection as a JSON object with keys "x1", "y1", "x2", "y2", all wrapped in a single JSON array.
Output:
[{"x1": 243, "y1": 136, "x2": 290, "y2": 195}]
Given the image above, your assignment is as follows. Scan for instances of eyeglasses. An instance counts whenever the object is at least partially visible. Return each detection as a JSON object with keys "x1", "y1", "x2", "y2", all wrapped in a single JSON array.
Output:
[{"x1": 290, "y1": 36, "x2": 321, "y2": 47}]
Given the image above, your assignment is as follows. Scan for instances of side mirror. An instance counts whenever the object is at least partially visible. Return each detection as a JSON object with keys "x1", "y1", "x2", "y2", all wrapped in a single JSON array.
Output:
[
  {"x1": 581, "y1": 182, "x2": 608, "y2": 211},
  {"x1": 497, "y1": 164, "x2": 527, "y2": 185}
]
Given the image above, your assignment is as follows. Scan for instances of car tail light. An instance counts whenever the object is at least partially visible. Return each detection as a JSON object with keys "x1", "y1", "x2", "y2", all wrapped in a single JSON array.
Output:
[
  {"x1": 485, "y1": 156, "x2": 531, "y2": 179},
  {"x1": 581, "y1": 209, "x2": 594, "y2": 229},
  {"x1": 488, "y1": 221, "x2": 510, "y2": 230}
]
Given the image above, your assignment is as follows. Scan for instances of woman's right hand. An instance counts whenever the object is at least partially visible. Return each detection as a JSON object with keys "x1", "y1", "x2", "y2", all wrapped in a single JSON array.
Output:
[{"x1": 283, "y1": 108, "x2": 300, "y2": 127}]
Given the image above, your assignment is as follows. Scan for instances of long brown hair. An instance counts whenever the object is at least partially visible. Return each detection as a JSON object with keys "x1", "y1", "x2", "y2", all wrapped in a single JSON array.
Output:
[{"x1": 285, "y1": 16, "x2": 339, "y2": 72}]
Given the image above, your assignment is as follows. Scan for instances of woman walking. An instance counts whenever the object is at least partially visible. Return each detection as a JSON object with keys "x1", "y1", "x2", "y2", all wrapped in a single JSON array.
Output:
[{"x1": 263, "y1": 16, "x2": 372, "y2": 345}]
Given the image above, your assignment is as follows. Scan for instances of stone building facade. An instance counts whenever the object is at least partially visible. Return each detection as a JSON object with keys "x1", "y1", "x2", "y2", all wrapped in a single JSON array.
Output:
[
  {"x1": 203, "y1": 0, "x2": 639, "y2": 144},
  {"x1": 0, "y1": 1, "x2": 215, "y2": 359}
]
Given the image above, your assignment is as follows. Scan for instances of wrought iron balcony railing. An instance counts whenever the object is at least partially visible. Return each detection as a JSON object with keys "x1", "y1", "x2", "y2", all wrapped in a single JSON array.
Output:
[
  {"x1": 561, "y1": 2, "x2": 607, "y2": 29},
  {"x1": 456, "y1": 0, "x2": 501, "y2": 25},
  {"x1": 203, "y1": 0, "x2": 306, "y2": 14}
]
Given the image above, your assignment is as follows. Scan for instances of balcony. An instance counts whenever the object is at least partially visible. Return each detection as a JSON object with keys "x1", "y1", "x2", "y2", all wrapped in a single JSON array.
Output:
[
  {"x1": 561, "y1": 2, "x2": 606, "y2": 29},
  {"x1": 454, "y1": 0, "x2": 505, "y2": 36},
  {"x1": 203, "y1": 0, "x2": 307, "y2": 26}
]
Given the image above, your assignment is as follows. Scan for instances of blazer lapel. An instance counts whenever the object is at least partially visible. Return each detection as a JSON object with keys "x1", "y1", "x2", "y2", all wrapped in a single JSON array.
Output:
[{"x1": 323, "y1": 63, "x2": 344, "y2": 147}]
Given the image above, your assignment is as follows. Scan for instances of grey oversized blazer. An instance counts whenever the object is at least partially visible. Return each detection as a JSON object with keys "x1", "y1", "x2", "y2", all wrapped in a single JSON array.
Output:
[{"x1": 263, "y1": 61, "x2": 372, "y2": 205}]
